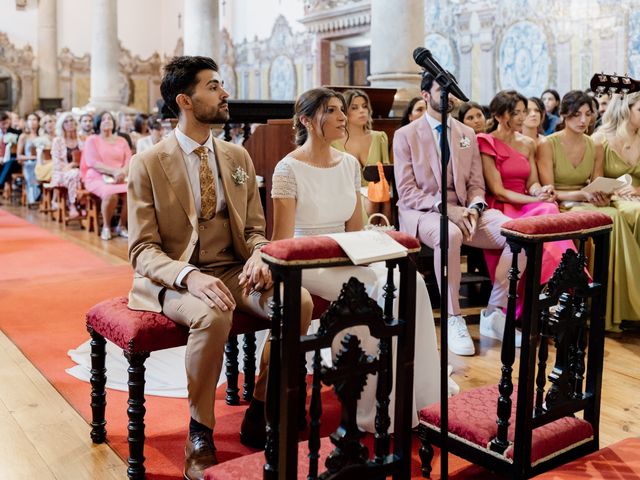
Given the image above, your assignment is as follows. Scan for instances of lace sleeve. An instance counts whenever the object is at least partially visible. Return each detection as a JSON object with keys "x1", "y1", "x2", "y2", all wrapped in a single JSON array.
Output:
[
  {"x1": 354, "y1": 161, "x2": 362, "y2": 191},
  {"x1": 271, "y1": 159, "x2": 297, "y2": 198}
]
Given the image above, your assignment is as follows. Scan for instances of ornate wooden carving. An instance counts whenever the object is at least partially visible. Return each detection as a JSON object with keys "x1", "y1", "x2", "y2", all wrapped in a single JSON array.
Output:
[
  {"x1": 317, "y1": 277, "x2": 384, "y2": 338},
  {"x1": 308, "y1": 350, "x2": 323, "y2": 479},
  {"x1": 264, "y1": 280, "x2": 282, "y2": 480},
  {"x1": 321, "y1": 334, "x2": 374, "y2": 476}
]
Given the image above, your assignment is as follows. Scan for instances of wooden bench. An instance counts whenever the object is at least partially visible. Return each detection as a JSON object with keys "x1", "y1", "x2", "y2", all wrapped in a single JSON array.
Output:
[{"x1": 362, "y1": 164, "x2": 492, "y2": 307}]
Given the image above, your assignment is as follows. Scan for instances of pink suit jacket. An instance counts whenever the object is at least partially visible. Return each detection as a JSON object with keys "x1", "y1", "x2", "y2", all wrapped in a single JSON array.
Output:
[{"x1": 393, "y1": 115, "x2": 486, "y2": 236}]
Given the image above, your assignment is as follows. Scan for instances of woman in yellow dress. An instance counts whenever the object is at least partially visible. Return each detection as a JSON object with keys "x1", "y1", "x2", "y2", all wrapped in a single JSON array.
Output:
[
  {"x1": 333, "y1": 89, "x2": 391, "y2": 222},
  {"x1": 538, "y1": 90, "x2": 640, "y2": 331}
]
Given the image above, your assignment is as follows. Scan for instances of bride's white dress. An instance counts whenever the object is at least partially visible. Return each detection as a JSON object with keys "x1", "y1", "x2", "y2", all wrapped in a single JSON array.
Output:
[{"x1": 272, "y1": 151, "x2": 446, "y2": 432}]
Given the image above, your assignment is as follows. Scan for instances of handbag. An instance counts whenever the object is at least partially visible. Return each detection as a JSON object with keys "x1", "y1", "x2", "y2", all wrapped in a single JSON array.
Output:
[
  {"x1": 364, "y1": 213, "x2": 395, "y2": 232},
  {"x1": 367, "y1": 162, "x2": 391, "y2": 203}
]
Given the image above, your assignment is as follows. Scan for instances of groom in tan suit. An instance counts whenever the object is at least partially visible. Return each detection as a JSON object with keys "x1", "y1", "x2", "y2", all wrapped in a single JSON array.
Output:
[
  {"x1": 394, "y1": 72, "x2": 524, "y2": 358},
  {"x1": 127, "y1": 56, "x2": 313, "y2": 480}
]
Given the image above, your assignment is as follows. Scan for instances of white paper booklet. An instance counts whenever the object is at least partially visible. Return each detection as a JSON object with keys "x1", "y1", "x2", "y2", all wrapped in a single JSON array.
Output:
[
  {"x1": 582, "y1": 174, "x2": 631, "y2": 194},
  {"x1": 325, "y1": 231, "x2": 408, "y2": 265}
]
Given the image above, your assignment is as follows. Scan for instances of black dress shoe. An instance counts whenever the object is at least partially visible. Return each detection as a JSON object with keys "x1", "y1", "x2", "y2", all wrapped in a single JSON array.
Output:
[
  {"x1": 184, "y1": 430, "x2": 218, "y2": 480},
  {"x1": 240, "y1": 399, "x2": 267, "y2": 450}
]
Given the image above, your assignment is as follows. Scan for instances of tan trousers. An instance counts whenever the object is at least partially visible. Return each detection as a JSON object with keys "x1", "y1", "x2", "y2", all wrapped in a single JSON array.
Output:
[{"x1": 162, "y1": 264, "x2": 313, "y2": 429}]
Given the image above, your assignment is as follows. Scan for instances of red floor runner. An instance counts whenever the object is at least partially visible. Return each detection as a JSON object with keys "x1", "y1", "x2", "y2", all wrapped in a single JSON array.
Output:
[{"x1": 0, "y1": 208, "x2": 493, "y2": 478}]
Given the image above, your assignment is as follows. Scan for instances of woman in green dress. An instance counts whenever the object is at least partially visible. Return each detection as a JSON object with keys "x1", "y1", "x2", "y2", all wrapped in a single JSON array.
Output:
[
  {"x1": 538, "y1": 90, "x2": 640, "y2": 331},
  {"x1": 333, "y1": 89, "x2": 391, "y2": 222}
]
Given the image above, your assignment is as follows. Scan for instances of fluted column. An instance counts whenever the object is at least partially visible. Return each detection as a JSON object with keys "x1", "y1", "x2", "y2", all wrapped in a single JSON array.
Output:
[
  {"x1": 88, "y1": 0, "x2": 123, "y2": 111},
  {"x1": 183, "y1": 0, "x2": 220, "y2": 60},
  {"x1": 38, "y1": 0, "x2": 61, "y2": 109},
  {"x1": 368, "y1": 0, "x2": 424, "y2": 108}
]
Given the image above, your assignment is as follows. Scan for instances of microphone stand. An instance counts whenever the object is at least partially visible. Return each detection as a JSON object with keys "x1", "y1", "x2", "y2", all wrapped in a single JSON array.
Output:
[{"x1": 436, "y1": 71, "x2": 452, "y2": 480}]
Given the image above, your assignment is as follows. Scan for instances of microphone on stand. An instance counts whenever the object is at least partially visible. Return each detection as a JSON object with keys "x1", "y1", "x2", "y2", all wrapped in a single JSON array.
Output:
[{"x1": 413, "y1": 47, "x2": 469, "y2": 102}]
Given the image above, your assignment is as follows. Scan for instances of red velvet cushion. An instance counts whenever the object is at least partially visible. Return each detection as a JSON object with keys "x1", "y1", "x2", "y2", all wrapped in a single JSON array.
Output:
[
  {"x1": 87, "y1": 294, "x2": 328, "y2": 354},
  {"x1": 204, "y1": 436, "x2": 335, "y2": 479},
  {"x1": 535, "y1": 438, "x2": 640, "y2": 479},
  {"x1": 261, "y1": 231, "x2": 420, "y2": 265},
  {"x1": 501, "y1": 211, "x2": 612, "y2": 238},
  {"x1": 419, "y1": 385, "x2": 594, "y2": 466}
]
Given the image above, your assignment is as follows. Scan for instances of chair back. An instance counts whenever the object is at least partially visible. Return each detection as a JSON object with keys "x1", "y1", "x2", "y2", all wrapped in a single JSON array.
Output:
[{"x1": 260, "y1": 233, "x2": 420, "y2": 480}]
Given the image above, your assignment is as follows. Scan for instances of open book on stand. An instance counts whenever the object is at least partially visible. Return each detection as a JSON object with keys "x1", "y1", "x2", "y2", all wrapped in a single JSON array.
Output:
[
  {"x1": 582, "y1": 174, "x2": 631, "y2": 194},
  {"x1": 325, "y1": 230, "x2": 408, "y2": 265}
]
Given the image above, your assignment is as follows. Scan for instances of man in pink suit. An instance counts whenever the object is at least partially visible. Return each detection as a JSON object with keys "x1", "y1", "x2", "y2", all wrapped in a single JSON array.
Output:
[{"x1": 393, "y1": 72, "x2": 523, "y2": 356}]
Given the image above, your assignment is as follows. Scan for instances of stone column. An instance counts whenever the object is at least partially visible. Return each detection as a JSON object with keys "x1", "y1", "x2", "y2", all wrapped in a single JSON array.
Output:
[
  {"x1": 88, "y1": 0, "x2": 123, "y2": 111},
  {"x1": 368, "y1": 0, "x2": 424, "y2": 108},
  {"x1": 38, "y1": 0, "x2": 61, "y2": 110},
  {"x1": 183, "y1": 0, "x2": 220, "y2": 61}
]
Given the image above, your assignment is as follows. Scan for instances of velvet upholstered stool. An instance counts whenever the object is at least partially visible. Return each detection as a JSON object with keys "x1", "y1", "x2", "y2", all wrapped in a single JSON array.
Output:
[
  {"x1": 85, "y1": 295, "x2": 329, "y2": 480},
  {"x1": 418, "y1": 211, "x2": 613, "y2": 479},
  {"x1": 205, "y1": 231, "x2": 421, "y2": 480}
]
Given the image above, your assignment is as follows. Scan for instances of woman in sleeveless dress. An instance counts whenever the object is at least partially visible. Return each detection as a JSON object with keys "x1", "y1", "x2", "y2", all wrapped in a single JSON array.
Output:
[
  {"x1": 271, "y1": 87, "x2": 451, "y2": 433},
  {"x1": 16, "y1": 112, "x2": 41, "y2": 206},
  {"x1": 478, "y1": 90, "x2": 573, "y2": 317},
  {"x1": 538, "y1": 90, "x2": 640, "y2": 331},
  {"x1": 332, "y1": 89, "x2": 392, "y2": 223}
]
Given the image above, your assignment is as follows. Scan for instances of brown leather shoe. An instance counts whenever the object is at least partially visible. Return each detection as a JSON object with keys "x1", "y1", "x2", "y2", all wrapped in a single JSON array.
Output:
[{"x1": 183, "y1": 430, "x2": 218, "y2": 480}]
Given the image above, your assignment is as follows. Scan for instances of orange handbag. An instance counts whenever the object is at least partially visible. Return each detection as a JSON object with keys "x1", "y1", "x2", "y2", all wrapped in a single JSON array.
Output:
[{"x1": 367, "y1": 162, "x2": 391, "y2": 203}]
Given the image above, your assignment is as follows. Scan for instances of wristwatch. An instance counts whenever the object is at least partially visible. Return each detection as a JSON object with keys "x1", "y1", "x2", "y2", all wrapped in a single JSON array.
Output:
[{"x1": 469, "y1": 203, "x2": 486, "y2": 215}]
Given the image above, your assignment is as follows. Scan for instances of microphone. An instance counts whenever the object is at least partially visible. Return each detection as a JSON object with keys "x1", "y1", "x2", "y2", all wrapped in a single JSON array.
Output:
[{"x1": 413, "y1": 47, "x2": 469, "y2": 102}]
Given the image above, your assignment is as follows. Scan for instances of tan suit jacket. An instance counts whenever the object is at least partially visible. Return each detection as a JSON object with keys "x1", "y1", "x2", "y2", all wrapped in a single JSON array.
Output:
[{"x1": 127, "y1": 131, "x2": 268, "y2": 312}]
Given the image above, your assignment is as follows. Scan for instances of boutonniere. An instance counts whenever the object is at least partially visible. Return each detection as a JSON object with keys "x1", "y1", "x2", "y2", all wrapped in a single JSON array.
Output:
[
  {"x1": 232, "y1": 165, "x2": 248, "y2": 185},
  {"x1": 459, "y1": 135, "x2": 471, "y2": 149}
]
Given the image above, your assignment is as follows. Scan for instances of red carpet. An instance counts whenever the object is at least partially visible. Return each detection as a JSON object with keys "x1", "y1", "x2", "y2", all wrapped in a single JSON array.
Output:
[{"x1": 0, "y1": 208, "x2": 493, "y2": 478}]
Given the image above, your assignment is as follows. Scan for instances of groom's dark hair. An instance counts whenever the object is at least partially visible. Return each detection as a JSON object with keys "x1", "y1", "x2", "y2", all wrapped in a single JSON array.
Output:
[{"x1": 161, "y1": 56, "x2": 219, "y2": 118}]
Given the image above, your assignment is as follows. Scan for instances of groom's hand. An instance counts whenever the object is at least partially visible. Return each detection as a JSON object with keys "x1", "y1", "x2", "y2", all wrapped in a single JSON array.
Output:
[
  {"x1": 184, "y1": 271, "x2": 236, "y2": 311},
  {"x1": 239, "y1": 249, "x2": 273, "y2": 295}
]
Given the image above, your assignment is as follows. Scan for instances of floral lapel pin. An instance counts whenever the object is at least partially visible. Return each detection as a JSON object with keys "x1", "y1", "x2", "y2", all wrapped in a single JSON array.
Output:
[
  {"x1": 232, "y1": 165, "x2": 249, "y2": 185},
  {"x1": 459, "y1": 134, "x2": 471, "y2": 149}
]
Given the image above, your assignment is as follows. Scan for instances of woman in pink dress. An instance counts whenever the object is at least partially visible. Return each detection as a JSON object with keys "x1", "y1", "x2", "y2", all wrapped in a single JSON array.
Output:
[
  {"x1": 83, "y1": 111, "x2": 131, "y2": 240},
  {"x1": 478, "y1": 90, "x2": 575, "y2": 310}
]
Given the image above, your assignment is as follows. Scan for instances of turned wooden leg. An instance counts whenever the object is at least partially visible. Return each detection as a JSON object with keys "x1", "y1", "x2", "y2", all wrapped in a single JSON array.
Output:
[
  {"x1": 124, "y1": 351, "x2": 149, "y2": 480},
  {"x1": 225, "y1": 337, "x2": 240, "y2": 405},
  {"x1": 88, "y1": 327, "x2": 107, "y2": 444},
  {"x1": 418, "y1": 427, "x2": 434, "y2": 478},
  {"x1": 242, "y1": 333, "x2": 256, "y2": 402}
]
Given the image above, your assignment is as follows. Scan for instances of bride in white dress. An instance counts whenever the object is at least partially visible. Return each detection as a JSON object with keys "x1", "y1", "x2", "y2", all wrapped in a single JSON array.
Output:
[{"x1": 271, "y1": 87, "x2": 453, "y2": 433}]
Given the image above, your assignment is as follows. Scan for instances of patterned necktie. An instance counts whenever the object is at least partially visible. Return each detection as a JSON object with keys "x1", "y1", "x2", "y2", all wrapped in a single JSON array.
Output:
[{"x1": 194, "y1": 146, "x2": 216, "y2": 219}]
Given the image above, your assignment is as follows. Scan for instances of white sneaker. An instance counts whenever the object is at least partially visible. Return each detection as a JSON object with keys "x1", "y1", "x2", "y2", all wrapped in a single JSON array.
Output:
[
  {"x1": 115, "y1": 226, "x2": 128, "y2": 238},
  {"x1": 100, "y1": 227, "x2": 112, "y2": 241},
  {"x1": 447, "y1": 315, "x2": 475, "y2": 356},
  {"x1": 480, "y1": 308, "x2": 522, "y2": 347}
]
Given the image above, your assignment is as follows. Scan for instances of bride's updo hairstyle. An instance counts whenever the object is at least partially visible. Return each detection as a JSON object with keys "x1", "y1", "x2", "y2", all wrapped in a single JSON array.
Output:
[{"x1": 293, "y1": 87, "x2": 346, "y2": 146}]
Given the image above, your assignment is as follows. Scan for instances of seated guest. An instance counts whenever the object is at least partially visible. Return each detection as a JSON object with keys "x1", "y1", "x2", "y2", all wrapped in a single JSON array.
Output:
[
  {"x1": 271, "y1": 87, "x2": 447, "y2": 433},
  {"x1": 521, "y1": 97, "x2": 545, "y2": 145},
  {"x1": 400, "y1": 96, "x2": 427, "y2": 127},
  {"x1": 0, "y1": 111, "x2": 22, "y2": 193},
  {"x1": 457, "y1": 101, "x2": 486, "y2": 134},
  {"x1": 16, "y1": 112, "x2": 41, "y2": 207},
  {"x1": 394, "y1": 72, "x2": 525, "y2": 356},
  {"x1": 116, "y1": 111, "x2": 134, "y2": 151},
  {"x1": 83, "y1": 111, "x2": 131, "y2": 240},
  {"x1": 127, "y1": 55, "x2": 313, "y2": 477},
  {"x1": 135, "y1": 114, "x2": 164, "y2": 153},
  {"x1": 333, "y1": 89, "x2": 392, "y2": 221},
  {"x1": 477, "y1": 90, "x2": 574, "y2": 316},
  {"x1": 541, "y1": 88, "x2": 561, "y2": 135},
  {"x1": 537, "y1": 89, "x2": 640, "y2": 331},
  {"x1": 50, "y1": 112, "x2": 82, "y2": 219},
  {"x1": 34, "y1": 114, "x2": 56, "y2": 182},
  {"x1": 131, "y1": 113, "x2": 149, "y2": 149},
  {"x1": 77, "y1": 113, "x2": 93, "y2": 149}
]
